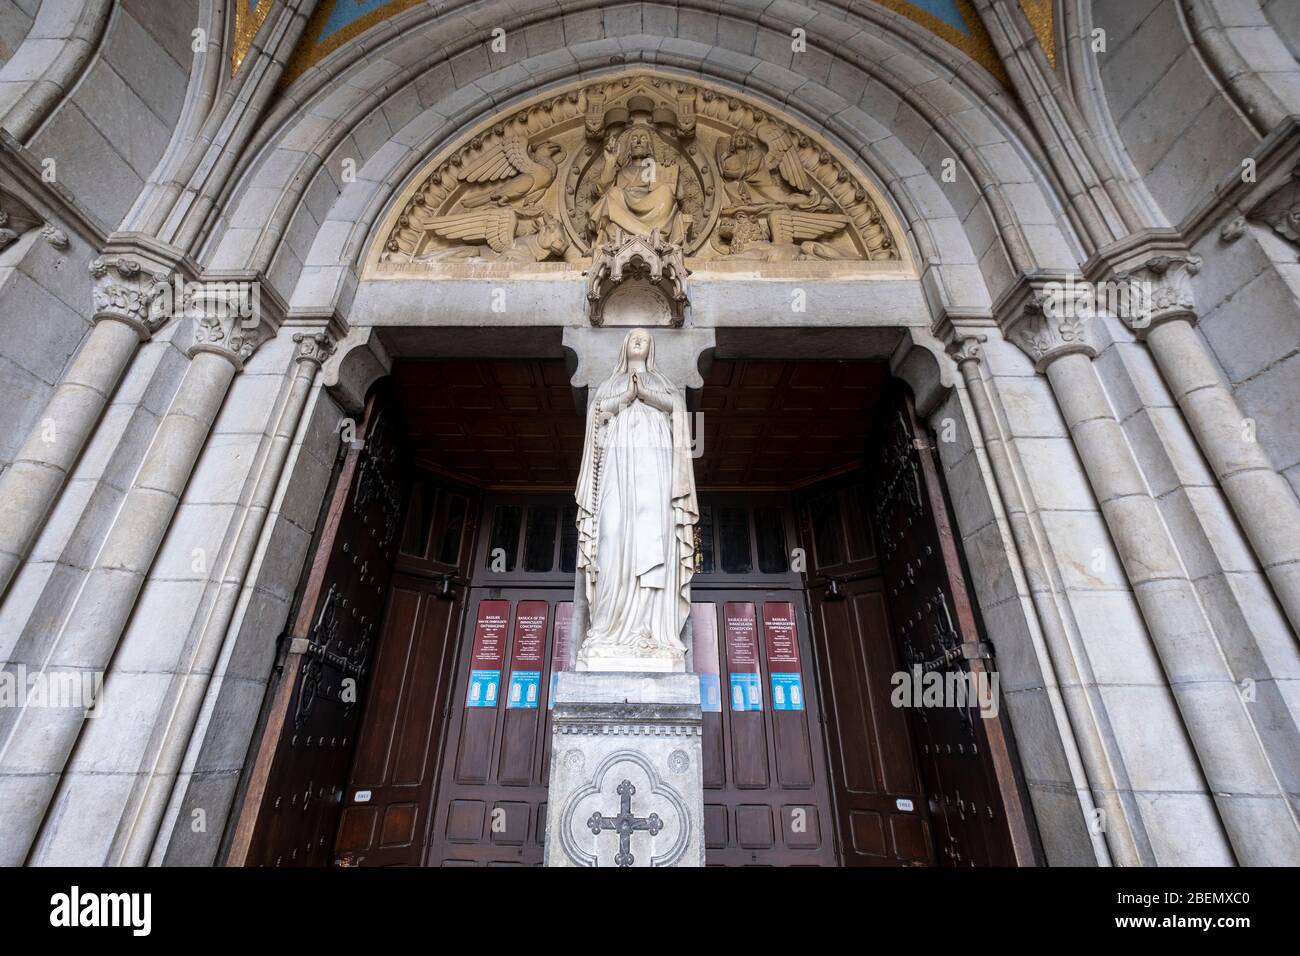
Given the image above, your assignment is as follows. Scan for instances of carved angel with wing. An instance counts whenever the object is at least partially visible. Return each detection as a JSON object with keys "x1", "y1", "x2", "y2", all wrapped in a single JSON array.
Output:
[
  {"x1": 716, "y1": 123, "x2": 821, "y2": 213},
  {"x1": 459, "y1": 135, "x2": 563, "y2": 211},
  {"x1": 415, "y1": 209, "x2": 568, "y2": 262}
]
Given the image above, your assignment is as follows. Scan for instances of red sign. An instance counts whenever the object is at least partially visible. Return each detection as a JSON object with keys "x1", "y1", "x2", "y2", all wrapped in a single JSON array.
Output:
[
  {"x1": 763, "y1": 602, "x2": 800, "y2": 671},
  {"x1": 510, "y1": 600, "x2": 548, "y2": 669},
  {"x1": 691, "y1": 603, "x2": 722, "y2": 712},
  {"x1": 548, "y1": 602, "x2": 574, "y2": 709},
  {"x1": 723, "y1": 602, "x2": 760, "y2": 675},
  {"x1": 691, "y1": 604, "x2": 721, "y2": 675},
  {"x1": 551, "y1": 602, "x2": 574, "y2": 670},
  {"x1": 470, "y1": 600, "x2": 509, "y2": 669}
]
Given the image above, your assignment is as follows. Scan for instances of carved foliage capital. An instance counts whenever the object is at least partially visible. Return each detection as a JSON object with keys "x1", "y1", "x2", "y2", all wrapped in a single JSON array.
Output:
[
  {"x1": 89, "y1": 255, "x2": 170, "y2": 338},
  {"x1": 947, "y1": 334, "x2": 987, "y2": 366},
  {"x1": 1, "y1": 186, "x2": 68, "y2": 254},
  {"x1": 185, "y1": 280, "x2": 272, "y2": 367},
  {"x1": 1116, "y1": 254, "x2": 1201, "y2": 335},
  {"x1": 1008, "y1": 293, "x2": 1098, "y2": 373},
  {"x1": 292, "y1": 330, "x2": 337, "y2": 367}
]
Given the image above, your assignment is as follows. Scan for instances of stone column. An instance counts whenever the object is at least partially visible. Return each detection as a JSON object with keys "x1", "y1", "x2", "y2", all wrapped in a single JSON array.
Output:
[
  {"x1": 948, "y1": 335, "x2": 1127, "y2": 866},
  {"x1": 110, "y1": 330, "x2": 335, "y2": 866},
  {"x1": 1123, "y1": 254, "x2": 1300, "y2": 636},
  {"x1": 0, "y1": 256, "x2": 168, "y2": 598},
  {"x1": 0, "y1": 289, "x2": 269, "y2": 866},
  {"x1": 1008, "y1": 297, "x2": 1300, "y2": 865}
]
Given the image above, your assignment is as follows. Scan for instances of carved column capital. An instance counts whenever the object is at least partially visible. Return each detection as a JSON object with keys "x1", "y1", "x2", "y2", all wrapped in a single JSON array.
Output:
[
  {"x1": 1007, "y1": 292, "x2": 1098, "y2": 373},
  {"x1": 185, "y1": 279, "x2": 274, "y2": 368},
  {"x1": 947, "y1": 334, "x2": 987, "y2": 366},
  {"x1": 292, "y1": 330, "x2": 337, "y2": 367},
  {"x1": 88, "y1": 255, "x2": 171, "y2": 339},
  {"x1": 1115, "y1": 253, "x2": 1201, "y2": 338}
]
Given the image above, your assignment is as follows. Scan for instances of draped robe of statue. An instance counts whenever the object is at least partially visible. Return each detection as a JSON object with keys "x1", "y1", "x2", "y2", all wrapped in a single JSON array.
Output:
[{"x1": 574, "y1": 330, "x2": 699, "y2": 671}]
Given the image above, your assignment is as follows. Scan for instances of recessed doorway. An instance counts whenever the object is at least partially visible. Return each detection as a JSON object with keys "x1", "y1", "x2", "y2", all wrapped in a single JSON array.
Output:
[{"x1": 234, "y1": 358, "x2": 1035, "y2": 867}]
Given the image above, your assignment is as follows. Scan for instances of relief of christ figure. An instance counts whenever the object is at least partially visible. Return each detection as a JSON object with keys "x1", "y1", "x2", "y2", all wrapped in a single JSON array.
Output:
[
  {"x1": 574, "y1": 328, "x2": 699, "y2": 671},
  {"x1": 589, "y1": 125, "x2": 686, "y2": 246}
]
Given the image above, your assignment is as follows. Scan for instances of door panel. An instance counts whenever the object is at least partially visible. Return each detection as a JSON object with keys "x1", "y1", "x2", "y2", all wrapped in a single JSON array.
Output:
[
  {"x1": 330, "y1": 468, "x2": 476, "y2": 866},
  {"x1": 872, "y1": 388, "x2": 1036, "y2": 866},
  {"x1": 809, "y1": 577, "x2": 935, "y2": 865},
  {"x1": 332, "y1": 573, "x2": 463, "y2": 866},
  {"x1": 425, "y1": 590, "x2": 572, "y2": 866},
  {"x1": 692, "y1": 590, "x2": 836, "y2": 866},
  {"x1": 227, "y1": 387, "x2": 407, "y2": 867}
]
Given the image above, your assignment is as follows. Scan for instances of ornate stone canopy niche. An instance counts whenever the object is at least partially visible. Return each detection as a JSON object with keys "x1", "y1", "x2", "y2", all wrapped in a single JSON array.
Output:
[{"x1": 367, "y1": 73, "x2": 910, "y2": 280}]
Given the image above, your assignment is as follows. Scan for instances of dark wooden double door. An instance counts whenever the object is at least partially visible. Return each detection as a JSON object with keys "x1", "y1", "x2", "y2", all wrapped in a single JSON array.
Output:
[
  {"x1": 233, "y1": 387, "x2": 1033, "y2": 867},
  {"x1": 331, "y1": 493, "x2": 853, "y2": 866},
  {"x1": 330, "y1": 489, "x2": 961, "y2": 867}
]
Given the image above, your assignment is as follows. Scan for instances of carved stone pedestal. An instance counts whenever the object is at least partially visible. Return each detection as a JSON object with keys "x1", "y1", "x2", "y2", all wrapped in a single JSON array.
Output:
[{"x1": 544, "y1": 672, "x2": 704, "y2": 867}]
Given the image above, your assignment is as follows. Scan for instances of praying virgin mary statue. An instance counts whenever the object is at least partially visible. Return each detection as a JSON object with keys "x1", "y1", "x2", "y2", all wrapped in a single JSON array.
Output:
[{"x1": 574, "y1": 328, "x2": 699, "y2": 672}]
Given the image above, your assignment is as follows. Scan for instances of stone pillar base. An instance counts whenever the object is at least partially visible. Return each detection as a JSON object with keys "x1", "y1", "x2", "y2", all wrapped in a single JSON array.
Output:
[{"x1": 544, "y1": 672, "x2": 704, "y2": 867}]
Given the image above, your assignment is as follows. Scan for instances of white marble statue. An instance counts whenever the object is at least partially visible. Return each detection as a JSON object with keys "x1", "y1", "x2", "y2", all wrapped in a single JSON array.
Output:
[{"x1": 574, "y1": 329, "x2": 699, "y2": 671}]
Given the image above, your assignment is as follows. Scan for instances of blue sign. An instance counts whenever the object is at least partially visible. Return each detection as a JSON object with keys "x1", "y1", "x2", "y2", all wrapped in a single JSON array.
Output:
[
  {"x1": 466, "y1": 669, "x2": 500, "y2": 707},
  {"x1": 507, "y1": 670, "x2": 541, "y2": 709},
  {"x1": 729, "y1": 673, "x2": 763, "y2": 712},
  {"x1": 699, "y1": 673, "x2": 722, "y2": 712},
  {"x1": 770, "y1": 672, "x2": 805, "y2": 711}
]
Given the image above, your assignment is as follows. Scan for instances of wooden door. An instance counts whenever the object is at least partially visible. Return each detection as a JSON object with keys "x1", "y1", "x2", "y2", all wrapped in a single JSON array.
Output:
[
  {"x1": 226, "y1": 386, "x2": 407, "y2": 866},
  {"x1": 331, "y1": 574, "x2": 460, "y2": 865},
  {"x1": 690, "y1": 589, "x2": 836, "y2": 866},
  {"x1": 809, "y1": 578, "x2": 935, "y2": 864},
  {"x1": 424, "y1": 589, "x2": 573, "y2": 866},
  {"x1": 871, "y1": 388, "x2": 1037, "y2": 866},
  {"x1": 330, "y1": 470, "x2": 478, "y2": 866},
  {"x1": 797, "y1": 476, "x2": 935, "y2": 865}
]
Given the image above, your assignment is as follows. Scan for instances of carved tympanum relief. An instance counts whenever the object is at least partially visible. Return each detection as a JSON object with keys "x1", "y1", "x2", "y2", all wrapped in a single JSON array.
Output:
[{"x1": 375, "y1": 74, "x2": 903, "y2": 273}]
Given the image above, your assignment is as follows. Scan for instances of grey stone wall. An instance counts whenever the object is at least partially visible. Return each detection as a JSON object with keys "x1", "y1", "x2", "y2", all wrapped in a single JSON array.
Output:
[
  {"x1": 0, "y1": 207, "x2": 95, "y2": 471},
  {"x1": 22, "y1": 1, "x2": 198, "y2": 228},
  {"x1": 0, "y1": 0, "x2": 37, "y2": 68},
  {"x1": 1190, "y1": 223, "x2": 1300, "y2": 498},
  {"x1": 1093, "y1": 0, "x2": 1260, "y2": 225}
]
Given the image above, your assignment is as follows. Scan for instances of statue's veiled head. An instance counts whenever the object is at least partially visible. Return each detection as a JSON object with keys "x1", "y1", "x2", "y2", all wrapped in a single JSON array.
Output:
[{"x1": 618, "y1": 327, "x2": 656, "y2": 372}]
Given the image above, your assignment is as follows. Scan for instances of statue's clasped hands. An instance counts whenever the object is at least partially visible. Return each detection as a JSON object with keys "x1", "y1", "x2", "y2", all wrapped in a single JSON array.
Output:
[
  {"x1": 615, "y1": 373, "x2": 642, "y2": 412},
  {"x1": 599, "y1": 373, "x2": 640, "y2": 427}
]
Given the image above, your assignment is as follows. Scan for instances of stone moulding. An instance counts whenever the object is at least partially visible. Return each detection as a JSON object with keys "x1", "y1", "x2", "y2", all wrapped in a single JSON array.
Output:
[
  {"x1": 365, "y1": 71, "x2": 914, "y2": 281},
  {"x1": 553, "y1": 723, "x2": 703, "y2": 737}
]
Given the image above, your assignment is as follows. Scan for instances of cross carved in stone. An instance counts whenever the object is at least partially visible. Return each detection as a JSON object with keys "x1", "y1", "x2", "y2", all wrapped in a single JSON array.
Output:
[{"x1": 587, "y1": 779, "x2": 663, "y2": 867}]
